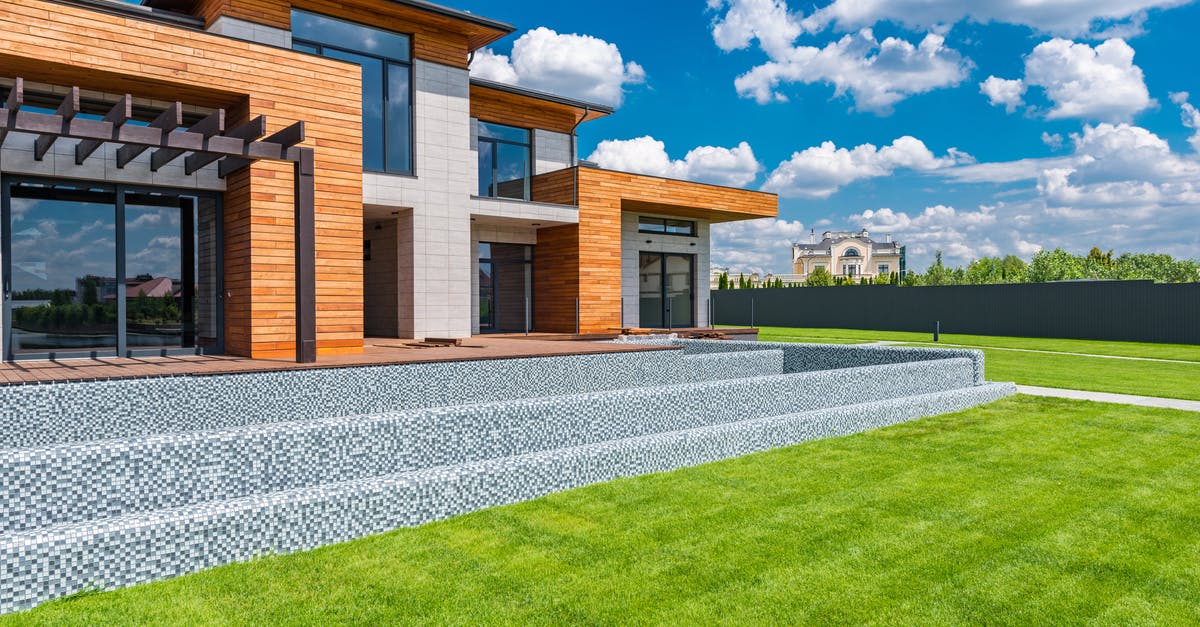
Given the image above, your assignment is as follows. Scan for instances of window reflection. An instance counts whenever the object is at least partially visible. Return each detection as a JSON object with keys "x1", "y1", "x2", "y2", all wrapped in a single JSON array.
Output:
[{"x1": 477, "y1": 121, "x2": 530, "y2": 200}]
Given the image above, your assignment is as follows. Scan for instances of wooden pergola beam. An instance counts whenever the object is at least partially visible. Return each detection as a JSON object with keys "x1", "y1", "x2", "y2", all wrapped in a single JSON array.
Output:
[
  {"x1": 0, "y1": 78, "x2": 23, "y2": 148},
  {"x1": 152, "y1": 108, "x2": 224, "y2": 171},
  {"x1": 218, "y1": 120, "x2": 304, "y2": 178},
  {"x1": 33, "y1": 87, "x2": 79, "y2": 161},
  {"x1": 116, "y1": 102, "x2": 182, "y2": 168},
  {"x1": 75, "y1": 95, "x2": 132, "y2": 165},
  {"x1": 185, "y1": 115, "x2": 264, "y2": 175}
]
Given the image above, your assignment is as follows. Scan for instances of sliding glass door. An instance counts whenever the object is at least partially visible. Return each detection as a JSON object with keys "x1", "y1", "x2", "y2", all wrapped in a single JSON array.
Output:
[
  {"x1": 2, "y1": 177, "x2": 222, "y2": 360},
  {"x1": 639, "y1": 252, "x2": 694, "y2": 329}
]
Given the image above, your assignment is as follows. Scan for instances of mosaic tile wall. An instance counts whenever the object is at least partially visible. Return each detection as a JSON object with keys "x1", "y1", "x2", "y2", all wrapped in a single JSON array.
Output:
[
  {"x1": 0, "y1": 348, "x2": 785, "y2": 449},
  {"x1": 1, "y1": 357, "x2": 974, "y2": 533},
  {"x1": 1, "y1": 382, "x2": 1015, "y2": 614},
  {"x1": 620, "y1": 337, "x2": 987, "y2": 384},
  {"x1": 0, "y1": 339, "x2": 1010, "y2": 614}
]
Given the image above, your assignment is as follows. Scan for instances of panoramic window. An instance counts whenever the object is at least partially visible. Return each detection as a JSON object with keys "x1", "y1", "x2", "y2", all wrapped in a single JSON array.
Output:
[
  {"x1": 477, "y1": 122, "x2": 531, "y2": 200},
  {"x1": 638, "y1": 217, "x2": 696, "y2": 236},
  {"x1": 292, "y1": 10, "x2": 412, "y2": 175}
]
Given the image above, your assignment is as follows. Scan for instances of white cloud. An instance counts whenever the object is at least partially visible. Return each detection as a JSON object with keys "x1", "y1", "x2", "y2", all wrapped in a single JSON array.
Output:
[
  {"x1": 708, "y1": 0, "x2": 801, "y2": 60},
  {"x1": 797, "y1": 0, "x2": 1190, "y2": 39},
  {"x1": 1170, "y1": 91, "x2": 1200, "y2": 152},
  {"x1": 469, "y1": 27, "x2": 644, "y2": 107},
  {"x1": 586, "y1": 136, "x2": 763, "y2": 187},
  {"x1": 731, "y1": 29, "x2": 971, "y2": 113},
  {"x1": 762, "y1": 136, "x2": 972, "y2": 198},
  {"x1": 1041, "y1": 132, "x2": 1065, "y2": 149},
  {"x1": 711, "y1": 217, "x2": 807, "y2": 275},
  {"x1": 979, "y1": 76, "x2": 1026, "y2": 112},
  {"x1": 850, "y1": 204, "x2": 1002, "y2": 263},
  {"x1": 992, "y1": 38, "x2": 1154, "y2": 121}
]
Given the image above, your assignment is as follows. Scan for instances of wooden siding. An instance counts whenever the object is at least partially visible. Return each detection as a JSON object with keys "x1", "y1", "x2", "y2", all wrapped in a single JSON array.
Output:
[
  {"x1": 0, "y1": 0, "x2": 365, "y2": 358},
  {"x1": 536, "y1": 167, "x2": 778, "y2": 333},
  {"x1": 191, "y1": 0, "x2": 510, "y2": 68},
  {"x1": 470, "y1": 84, "x2": 607, "y2": 134}
]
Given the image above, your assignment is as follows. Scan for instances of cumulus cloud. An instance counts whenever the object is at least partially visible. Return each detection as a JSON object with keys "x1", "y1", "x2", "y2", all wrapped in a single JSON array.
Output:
[
  {"x1": 586, "y1": 136, "x2": 763, "y2": 187},
  {"x1": 851, "y1": 204, "x2": 1002, "y2": 263},
  {"x1": 707, "y1": 0, "x2": 801, "y2": 60},
  {"x1": 1041, "y1": 132, "x2": 1065, "y2": 149},
  {"x1": 795, "y1": 0, "x2": 1190, "y2": 38},
  {"x1": 1170, "y1": 91, "x2": 1200, "y2": 152},
  {"x1": 711, "y1": 217, "x2": 807, "y2": 276},
  {"x1": 469, "y1": 27, "x2": 645, "y2": 107},
  {"x1": 979, "y1": 76, "x2": 1026, "y2": 113},
  {"x1": 762, "y1": 136, "x2": 972, "y2": 198},
  {"x1": 730, "y1": 29, "x2": 971, "y2": 114},
  {"x1": 988, "y1": 38, "x2": 1154, "y2": 121}
]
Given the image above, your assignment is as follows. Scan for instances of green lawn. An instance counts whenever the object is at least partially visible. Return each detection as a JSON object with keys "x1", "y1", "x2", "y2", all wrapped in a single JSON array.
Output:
[
  {"x1": 9, "y1": 396, "x2": 1200, "y2": 625},
  {"x1": 753, "y1": 327, "x2": 1200, "y2": 362},
  {"x1": 752, "y1": 327, "x2": 1200, "y2": 401}
]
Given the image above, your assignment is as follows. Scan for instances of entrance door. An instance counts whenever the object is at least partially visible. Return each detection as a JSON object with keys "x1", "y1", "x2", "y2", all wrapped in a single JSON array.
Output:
[
  {"x1": 639, "y1": 252, "x2": 694, "y2": 329},
  {"x1": 2, "y1": 177, "x2": 222, "y2": 360},
  {"x1": 478, "y1": 242, "x2": 531, "y2": 333}
]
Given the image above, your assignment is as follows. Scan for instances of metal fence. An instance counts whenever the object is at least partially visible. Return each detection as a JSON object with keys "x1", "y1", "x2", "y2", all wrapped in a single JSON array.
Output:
[{"x1": 712, "y1": 280, "x2": 1200, "y2": 344}]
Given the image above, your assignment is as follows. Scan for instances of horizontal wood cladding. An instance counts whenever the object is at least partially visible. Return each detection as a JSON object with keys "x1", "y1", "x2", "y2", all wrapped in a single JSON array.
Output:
[
  {"x1": 470, "y1": 84, "x2": 602, "y2": 134},
  {"x1": 530, "y1": 168, "x2": 576, "y2": 206},
  {"x1": 191, "y1": 0, "x2": 509, "y2": 68},
  {"x1": 568, "y1": 167, "x2": 779, "y2": 333},
  {"x1": 532, "y1": 224, "x2": 580, "y2": 333},
  {"x1": 1, "y1": 0, "x2": 365, "y2": 358}
]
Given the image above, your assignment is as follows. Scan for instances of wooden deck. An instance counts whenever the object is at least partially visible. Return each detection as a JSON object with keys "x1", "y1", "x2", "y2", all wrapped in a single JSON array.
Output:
[{"x1": 0, "y1": 337, "x2": 675, "y2": 386}]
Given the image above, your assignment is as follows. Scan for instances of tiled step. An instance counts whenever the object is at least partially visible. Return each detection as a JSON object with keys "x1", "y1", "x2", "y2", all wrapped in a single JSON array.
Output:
[
  {"x1": 0, "y1": 382, "x2": 1015, "y2": 614},
  {"x1": 0, "y1": 357, "x2": 973, "y2": 533},
  {"x1": 0, "y1": 348, "x2": 784, "y2": 449}
]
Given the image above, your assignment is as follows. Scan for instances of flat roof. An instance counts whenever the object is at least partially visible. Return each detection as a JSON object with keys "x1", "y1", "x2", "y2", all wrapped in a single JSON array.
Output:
[
  {"x1": 470, "y1": 78, "x2": 615, "y2": 116},
  {"x1": 141, "y1": 0, "x2": 515, "y2": 36}
]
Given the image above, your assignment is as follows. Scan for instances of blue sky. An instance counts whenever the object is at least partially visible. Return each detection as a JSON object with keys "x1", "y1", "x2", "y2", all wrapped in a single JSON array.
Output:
[{"x1": 458, "y1": 0, "x2": 1200, "y2": 274}]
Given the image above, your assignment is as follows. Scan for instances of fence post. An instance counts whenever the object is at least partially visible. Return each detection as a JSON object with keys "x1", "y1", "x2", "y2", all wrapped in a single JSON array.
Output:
[
  {"x1": 751, "y1": 298, "x2": 756, "y2": 328},
  {"x1": 934, "y1": 320, "x2": 940, "y2": 342},
  {"x1": 525, "y1": 296, "x2": 530, "y2": 336},
  {"x1": 575, "y1": 298, "x2": 580, "y2": 335}
]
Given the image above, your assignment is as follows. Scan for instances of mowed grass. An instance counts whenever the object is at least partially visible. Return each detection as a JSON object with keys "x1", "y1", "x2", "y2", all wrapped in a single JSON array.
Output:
[
  {"x1": 8, "y1": 396, "x2": 1200, "y2": 625},
  {"x1": 754, "y1": 327, "x2": 1200, "y2": 362},
  {"x1": 754, "y1": 327, "x2": 1200, "y2": 401}
]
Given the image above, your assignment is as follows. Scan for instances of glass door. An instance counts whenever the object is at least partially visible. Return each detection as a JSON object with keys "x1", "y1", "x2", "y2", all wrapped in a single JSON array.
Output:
[
  {"x1": 4, "y1": 183, "x2": 118, "y2": 357},
  {"x1": 639, "y1": 252, "x2": 694, "y2": 329},
  {"x1": 3, "y1": 177, "x2": 223, "y2": 360},
  {"x1": 478, "y1": 242, "x2": 532, "y2": 333}
]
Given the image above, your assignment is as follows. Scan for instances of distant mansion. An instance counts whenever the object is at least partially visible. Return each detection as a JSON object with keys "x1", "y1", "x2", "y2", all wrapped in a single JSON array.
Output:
[{"x1": 793, "y1": 230, "x2": 905, "y2": 281}]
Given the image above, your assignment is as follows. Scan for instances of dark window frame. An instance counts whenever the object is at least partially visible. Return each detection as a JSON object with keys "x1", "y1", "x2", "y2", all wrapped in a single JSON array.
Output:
[
  {"x1": 292, "y1": 10, "x2": 415, "y2": 177},
  {"x1": 477, "y1": 121, "x2": 532, "y2": 201},
  {"x1": 638, "y1": 216, "x2": 697, "y2": 237},
  {"x1": 478, "y1": 242, "x2": 534, "y2": 333}
]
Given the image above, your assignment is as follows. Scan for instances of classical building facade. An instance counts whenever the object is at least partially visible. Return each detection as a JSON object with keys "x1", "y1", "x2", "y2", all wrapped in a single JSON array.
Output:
[
  {"x1": 792, "y1": 230, "x2": 904, "y2": 282},
  {"x1": 0, "y1": 0, "x2": 776, "y2": 362}
]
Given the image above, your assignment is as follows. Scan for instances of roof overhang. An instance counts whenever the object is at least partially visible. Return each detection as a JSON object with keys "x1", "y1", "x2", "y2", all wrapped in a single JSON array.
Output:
[
  {"x1": 142, "y1": 0, "x2": 515, "y2": 50},
  {"x1": 577, "y1": 165, "x2": 778, "y2": 224},
  {"x1": 470, "y1": 78, "x2": 612, "y2": 131}
]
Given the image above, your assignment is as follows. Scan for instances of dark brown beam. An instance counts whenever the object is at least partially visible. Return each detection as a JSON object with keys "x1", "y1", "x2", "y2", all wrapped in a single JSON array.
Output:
[
  {"x1": 185, "y1": 115, "x2": 264, "y2": 175},
  {"x1": 294, "y1": 147, "x2": 317, "y2": 363},
  {"x1": 219, "y1": 120, "x2": 304, "y2": 178},
  {"x1": 8, "y1": 108, "x2": 302, "y2": 163},
  {"x1": 152, "y1": 108, "x2": 224, "y2": 171},
  {"x1": 116, "y1": 102, "x2": 181, "y2": 168},
  {"x1": 76, "y1": 95, "x2": 132, "y2": 165},
  {"x1": 0, "y1": 77, "x2": 23, "y2": 148},
  {"x1": 33, "y1": 87, "x2": 80, "y2": 161}
]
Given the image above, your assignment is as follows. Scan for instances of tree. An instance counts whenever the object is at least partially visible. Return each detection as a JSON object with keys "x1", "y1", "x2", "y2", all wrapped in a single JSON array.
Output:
[
  {"x1": 717, "y1": 272, "x2": 729, "y2": 290},
  {"x1": 1028, "y1": 248, "x2": 1085, "y2": 282},
  {"x1": 924, "y1": 251, "x2": 951, "y2": 286},
  {"x1": 1111, "y1": 252, "x2": 1200, "y2": 283},
  {"x1": 805, "y1": 266, "x2": 832, "y2": 287}
]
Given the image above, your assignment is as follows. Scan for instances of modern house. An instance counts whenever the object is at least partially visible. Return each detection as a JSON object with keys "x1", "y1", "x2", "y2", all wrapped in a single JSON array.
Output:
[
  {"x1": 0, "y1": 0, "x2": 777, "y2": 363},
  {"x1": 792, "y1": 229, "x2": 904, "y2": 282}
]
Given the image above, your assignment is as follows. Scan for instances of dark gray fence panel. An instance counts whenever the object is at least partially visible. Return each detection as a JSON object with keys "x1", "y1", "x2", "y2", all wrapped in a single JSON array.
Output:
[{"x1": 712, "y1": 281, "x2": 1200, "y2": 344}]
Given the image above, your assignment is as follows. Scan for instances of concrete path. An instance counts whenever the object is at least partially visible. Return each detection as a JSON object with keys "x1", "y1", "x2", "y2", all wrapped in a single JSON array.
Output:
[{"x1": 1016, "y1": 385, "x2": 1200, "y2": 412}]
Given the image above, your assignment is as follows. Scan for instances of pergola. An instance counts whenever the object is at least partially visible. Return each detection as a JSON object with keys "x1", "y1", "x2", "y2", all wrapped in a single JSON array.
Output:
[{"x1": 0, "y1": 78, "x2": 318, "y2": 363}]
